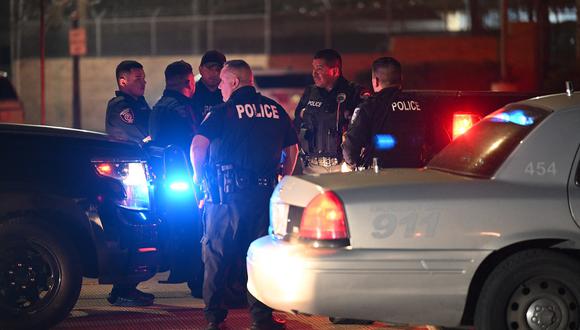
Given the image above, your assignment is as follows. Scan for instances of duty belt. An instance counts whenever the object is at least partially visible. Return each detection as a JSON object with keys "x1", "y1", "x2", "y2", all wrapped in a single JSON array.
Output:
[
  {"x1": 204, "y1": 164, "x2": 277, "y2": 204},
  {"x1": 306, "y1": 156, "x2": 339, "y2": 167}
]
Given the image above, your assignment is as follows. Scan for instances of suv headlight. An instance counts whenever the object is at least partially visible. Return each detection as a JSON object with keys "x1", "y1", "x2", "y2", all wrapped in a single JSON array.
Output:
[{"x1": 93, "y1": 161, "x2": 150, "y2": 210}]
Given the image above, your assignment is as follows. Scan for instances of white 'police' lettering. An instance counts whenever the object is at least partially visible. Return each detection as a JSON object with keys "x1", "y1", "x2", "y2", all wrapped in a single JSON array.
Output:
[
  {"x1": 236, "y1": 103, "x2": 280, "y2": 119},
  {"x1": 391, "y1": 101, "x2": 421, "y2": 112},
  {"x1": 307, "y1": 100, "x2": 323, "y2": 107}
]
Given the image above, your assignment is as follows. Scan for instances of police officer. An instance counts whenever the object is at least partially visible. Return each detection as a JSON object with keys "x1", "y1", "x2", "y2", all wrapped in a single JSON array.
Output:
[
  {"x1": 294, "y1": 49, "x2": 368, "y2": 174},
  {"x1": 106, "y1": 60, "x2": 151, "y2": 145},
  {"x1": 149, "y1": 60, "x2": 199, "y2": 151},
  {"x1": 192, "y1": 51, "x2": 247, "y2": 306},
  {"x1": 342, "y1": 57, "x2": 428, "y2": 169},
  {"x1": 190, "y1": 60, "x2": 298, "y2": 330},
  {"x1": 148, "y1": 60, "x2": 204, "y2": 297},
  {"x1": 105, "y1": 60, "x2": 155, "y2": 306},
  {"x1": 192, "y1": 50, "x2": 226, "y2": 118}
]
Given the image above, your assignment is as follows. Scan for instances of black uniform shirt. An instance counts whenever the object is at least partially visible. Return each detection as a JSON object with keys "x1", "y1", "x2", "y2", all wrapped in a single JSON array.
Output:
[
  {"x1": 342, "y1": 86, "x2": 428, "y2": 168},
  {"x1": 198, "y1": 86, "x2": 298, "y2": 177},
  {"x1": 294, "y1": 76, "x2": 367, "y2": 159},
  {"x1": 192, "y1": 80, "x2": 224, "y2": 118},
  {"x1": 105, "y1": 91, "x2": 151, "y2": 144},
  {"x1": 149, "y1": 89, "x2": 202, "y2": 152}
]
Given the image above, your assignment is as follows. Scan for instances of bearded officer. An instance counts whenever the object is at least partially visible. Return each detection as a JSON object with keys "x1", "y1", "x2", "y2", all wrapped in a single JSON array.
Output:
[
  {"x1": 294, "y1": 49, "x2": 368, "y2": 174},
  {"x1": 190, "y1": 59, "x2": 298, "y2": 330},
  {"x1": 342, "y1": 57, "x2": 429, "y2": 169},
  {"x1": 192, "y1": 50, "x2": 227, "y2": 118}
]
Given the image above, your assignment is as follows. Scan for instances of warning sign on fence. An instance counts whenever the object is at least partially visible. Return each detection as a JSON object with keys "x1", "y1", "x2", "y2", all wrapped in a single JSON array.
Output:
[{"x1": 69, "y1": 27, "x2": 87, "y2": 56}]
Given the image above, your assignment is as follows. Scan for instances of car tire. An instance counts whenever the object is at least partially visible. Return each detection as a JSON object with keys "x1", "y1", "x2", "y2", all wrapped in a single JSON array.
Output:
[
  {"x1": 0, "y1": 218, "x2": 82, "y2": 329},
  {"x1": 474, "y1": 249, "x2": 580, "y2": 330}
]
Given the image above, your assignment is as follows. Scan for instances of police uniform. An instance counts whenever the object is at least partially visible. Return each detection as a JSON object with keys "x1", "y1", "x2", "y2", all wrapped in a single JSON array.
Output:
[
  {"x1": 192, "y1": 80, "x2": 224, "y2": 119},
  {"x1": 149, "y1": 89, "x2": 204, "y2": 294},
  {"x1": 342, "y1": 86, "x2": 428, "y2": 169},
  {"x1": 106, "y1": 91, "x2": 151, "y2": 144},
  {"x1": 149, "y1": 89, "x2": 202, "y2": 151},
  {"x1": 105, "y1": 90, "x2": 154, "y2": 306},
  {"x1": 197, "y1": 86, "x2": 298, "y2": 325},
  {"x1": 294, "y1": 76, "x2": 367, "y2": 173}
]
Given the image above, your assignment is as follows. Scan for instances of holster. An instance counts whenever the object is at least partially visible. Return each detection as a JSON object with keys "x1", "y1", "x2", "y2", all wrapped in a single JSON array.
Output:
[
  {"x1": 203, "y1": 164, "x2": 235, "y2": 204},
  {"x1": 202, "y1": 165, "x2": 220, "y2": 204}
]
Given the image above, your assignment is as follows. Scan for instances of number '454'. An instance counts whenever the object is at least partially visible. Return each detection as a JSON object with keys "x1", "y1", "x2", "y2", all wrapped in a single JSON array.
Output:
[{"x1": 525, "y1": 162, "x2": 556, "y2": 176}]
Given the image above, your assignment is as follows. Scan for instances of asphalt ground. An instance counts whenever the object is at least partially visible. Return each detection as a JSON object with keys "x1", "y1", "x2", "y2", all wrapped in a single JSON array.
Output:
[{"x1": 54, "y1": 272, "x2": 441, "y2": 330}]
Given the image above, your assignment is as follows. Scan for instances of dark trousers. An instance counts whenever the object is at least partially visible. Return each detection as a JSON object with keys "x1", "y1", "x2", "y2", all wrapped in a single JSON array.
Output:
[{"x1": 202, "y1": 188, "x2": 273, "y2": 324}]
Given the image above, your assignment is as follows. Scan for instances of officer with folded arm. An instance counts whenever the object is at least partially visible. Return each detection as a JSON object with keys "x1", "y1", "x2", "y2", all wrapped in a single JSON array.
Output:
[
  {"x1": 190, "y1": 59, "x2": 298, "y2": 330},
  {"x1": 342, "y1": 57, "x2": 429, "y2": 170}
]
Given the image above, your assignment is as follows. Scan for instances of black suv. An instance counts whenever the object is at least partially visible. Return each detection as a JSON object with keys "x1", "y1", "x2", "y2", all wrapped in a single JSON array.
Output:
[{"x1": 0, "y1": 123, "x2": 161, "y2": 329}]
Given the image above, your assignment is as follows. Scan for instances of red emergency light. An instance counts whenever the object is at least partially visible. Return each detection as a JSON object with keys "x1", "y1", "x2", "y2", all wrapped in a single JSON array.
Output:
[
  {"x1": 452, "y1": 113, "x2": 481, "y2": 140},
  {"x1": 95, "y1": 163, "x2": 113, "y2": 176},
  {"x1": 138, "y1": 247, "x2": 157, "y2": 253}
]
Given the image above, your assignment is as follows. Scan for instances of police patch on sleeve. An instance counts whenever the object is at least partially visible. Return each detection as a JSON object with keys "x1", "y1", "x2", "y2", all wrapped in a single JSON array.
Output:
[
  {"x1": 119, "y1": 108, "x2": 135, "y2": 124},
  {"x1": 351, "y1": 107, "x2": 360, "y2": 124}
]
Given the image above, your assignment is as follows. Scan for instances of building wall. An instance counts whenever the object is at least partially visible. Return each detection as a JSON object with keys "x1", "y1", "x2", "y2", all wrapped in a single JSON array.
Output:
[
  {"x1": 269, "y1": 32, "x2": 538, "y2": 91},
  {"x1": 13, "y1": 54, "x2": 267, "y2": 130},
  {"x1": 11, "y1": 31, "x2": 538, "y2": 130}
]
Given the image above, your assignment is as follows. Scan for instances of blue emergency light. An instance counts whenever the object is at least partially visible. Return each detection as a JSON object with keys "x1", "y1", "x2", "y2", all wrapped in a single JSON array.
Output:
[
  {"x1": 374, "y1": 134, "x2": 396, "y2": 150},
  {"x1": 169, "y1": 181, "x2": 190, "y2": 192},
  {"x1": 492, "y1": 110, "x2": 534, "y2": 126}
]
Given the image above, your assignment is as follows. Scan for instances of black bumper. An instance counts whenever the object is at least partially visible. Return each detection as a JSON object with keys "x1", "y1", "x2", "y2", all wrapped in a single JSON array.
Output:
[{"x1": 91, "y1": 203, "x2": 161, "y2": 284}]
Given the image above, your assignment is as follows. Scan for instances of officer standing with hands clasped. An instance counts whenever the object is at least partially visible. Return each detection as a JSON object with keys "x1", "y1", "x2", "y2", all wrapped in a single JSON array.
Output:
[
  {"x1": 342, "y1": 57, "x2": 429, "y2": 170},
  {"x1": 104, "y1": 60, "x2": 155, "y2": 306},
  {"x1": 294, "y1": 49, "x2": 368, "y2": 174},
  {"x1": 190, "y1": 60, "x2": 298, "y2": 330}
]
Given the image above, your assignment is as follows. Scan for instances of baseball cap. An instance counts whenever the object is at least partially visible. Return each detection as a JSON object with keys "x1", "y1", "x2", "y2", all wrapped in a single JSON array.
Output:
[{"x1": 200, "y1": 50, "x2": 226, "y2": 67}]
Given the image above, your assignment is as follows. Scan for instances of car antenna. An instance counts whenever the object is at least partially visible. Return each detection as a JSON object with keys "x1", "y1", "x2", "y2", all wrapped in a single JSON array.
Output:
[{"x1": 565, "y1": 81, "x2": 574, "y2": 96}]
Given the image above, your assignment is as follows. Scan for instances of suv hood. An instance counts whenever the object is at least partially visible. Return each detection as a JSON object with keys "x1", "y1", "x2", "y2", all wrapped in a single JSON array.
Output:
[{"x1": 0, "y1": 123, "x2": 145, "y2": 160}]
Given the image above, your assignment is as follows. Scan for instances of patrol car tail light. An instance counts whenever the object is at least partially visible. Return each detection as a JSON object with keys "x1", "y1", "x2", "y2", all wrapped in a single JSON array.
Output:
[
  {"x1": 93, "y1": 161, "x2": 151, "y2": 210},
  {"x1": 452, "y1": 113, "x2": 481, "y2": 140},
  {"x1": 299, "y1": 191, "x2": 348, "y2": 240}
]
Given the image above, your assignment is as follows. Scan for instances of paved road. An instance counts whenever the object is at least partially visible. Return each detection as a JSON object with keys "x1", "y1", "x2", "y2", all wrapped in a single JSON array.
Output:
[{"x1": 55, "y1": 272, "x2": 439, "y2": 330}]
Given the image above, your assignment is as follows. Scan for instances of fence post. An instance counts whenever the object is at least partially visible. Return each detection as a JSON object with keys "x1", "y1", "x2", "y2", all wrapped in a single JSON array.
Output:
[
  {"x1": 264, "y1": 0, "x2": 271, "y2": 56},
  {"x1": 150, "y1": 8, "x2": 160, "y2": 55}
]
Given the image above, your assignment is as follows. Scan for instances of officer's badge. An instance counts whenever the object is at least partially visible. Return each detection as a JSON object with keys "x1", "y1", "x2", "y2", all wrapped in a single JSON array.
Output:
[
  {"x1": 120, "y1": 108, "x2": 135, "y2": 124},
  {"x1": 351, "y1": 107, "x2": 360, "y2": 124},
  {"x1": 202, "y1": 105, "x2": 211, "y2": 117}
]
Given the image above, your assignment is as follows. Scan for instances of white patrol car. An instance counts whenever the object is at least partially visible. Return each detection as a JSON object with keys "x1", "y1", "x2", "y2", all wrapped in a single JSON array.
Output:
[{"x1": 247, "y1": 90, "x2": 580, "y2": 330}]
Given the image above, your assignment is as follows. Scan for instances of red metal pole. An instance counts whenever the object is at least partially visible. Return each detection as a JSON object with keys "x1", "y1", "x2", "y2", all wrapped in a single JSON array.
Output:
[
  {"x1": 500, "y1": 0, "x2": 508, "y2": 81},
  {"x1": 40, "y1": 0, "x2": 45, "y2": 125}
]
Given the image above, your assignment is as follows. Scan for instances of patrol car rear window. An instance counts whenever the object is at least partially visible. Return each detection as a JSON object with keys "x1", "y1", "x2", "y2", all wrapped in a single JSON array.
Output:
[
  {"x1": 254, "y1": 74, "x2": 313, "y2": 89},
  {"x1": 427, "y1": 105, "x2": 550, "y2": 178}
]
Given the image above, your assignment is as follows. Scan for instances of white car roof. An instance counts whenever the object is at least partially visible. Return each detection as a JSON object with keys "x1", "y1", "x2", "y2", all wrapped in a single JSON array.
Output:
[{"x1": 514, "y1": 92, "x2": 580, "y2": 112}]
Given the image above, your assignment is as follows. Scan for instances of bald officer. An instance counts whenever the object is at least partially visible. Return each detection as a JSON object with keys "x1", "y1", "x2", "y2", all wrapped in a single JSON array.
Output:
[{"x1": 191, "y1": 60, "x2": 298, "y2": 330}]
